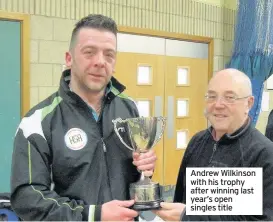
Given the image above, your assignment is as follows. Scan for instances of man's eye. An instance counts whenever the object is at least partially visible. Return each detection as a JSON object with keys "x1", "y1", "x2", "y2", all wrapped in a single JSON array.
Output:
[
  {"x1": 106, "y1": 53, "x2": 114, "y2": 58},
  {"x1": 208, "y1": 95, "x2": 216, "y2": 99},
  {"x1": 225, "y1": 96, "x2": 235, "y2": 99},
  {"x1": 105, "y1": 52, "x2": 116, "y2": 59},
  {"x1": 83, "y1": 50, "x2": 96, "y2": 55}
]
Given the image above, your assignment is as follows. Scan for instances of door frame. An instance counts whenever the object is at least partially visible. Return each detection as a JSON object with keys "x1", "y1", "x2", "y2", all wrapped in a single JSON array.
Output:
[
  {"x1": 0, "y1": 11, "x2": 30, "y2": 117},
  {"x1": 118, "y1": 26, "x2": 213, "y2": 81}
]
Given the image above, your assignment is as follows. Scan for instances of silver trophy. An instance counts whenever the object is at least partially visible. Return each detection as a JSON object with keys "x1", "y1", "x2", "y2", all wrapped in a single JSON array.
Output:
[{"x1": 112, "y1": 116, "x2": 167, "y2": 211}]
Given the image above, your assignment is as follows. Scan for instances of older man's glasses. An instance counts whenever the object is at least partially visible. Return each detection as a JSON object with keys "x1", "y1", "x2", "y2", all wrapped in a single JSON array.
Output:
[{"x1": 204, "y1": 94, "x2": 250, "y2": 104}]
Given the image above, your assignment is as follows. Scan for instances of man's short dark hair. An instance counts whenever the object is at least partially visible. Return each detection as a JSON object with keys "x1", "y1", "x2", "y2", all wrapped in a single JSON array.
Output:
[{"x1": 69, "y1": 14, "x2": 118, "y2": 51}]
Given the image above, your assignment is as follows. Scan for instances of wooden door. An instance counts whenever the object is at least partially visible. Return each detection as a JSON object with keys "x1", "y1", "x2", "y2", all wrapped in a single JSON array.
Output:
[
  {"x1": 115, "y1": 52, "x2": 165, "y2": 184},
  {"x1": 163, "y1": 56, "x2": 208, "y2": 185}
]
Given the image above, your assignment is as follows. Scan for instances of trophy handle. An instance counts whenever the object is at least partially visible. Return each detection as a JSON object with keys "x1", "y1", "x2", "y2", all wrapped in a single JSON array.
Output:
[
  {"x1": 112, "y1": 118, "x2": 134, "y2": 151},
  {"x1": 152, "y1": 117, "x2": 167, "y2": 147}
]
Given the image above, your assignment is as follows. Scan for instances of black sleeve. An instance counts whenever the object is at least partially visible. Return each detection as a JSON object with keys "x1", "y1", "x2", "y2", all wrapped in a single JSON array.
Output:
[
  {"x1": 10, "y1": 127, "x2": 101, "y2": 221},
  {"x1": 265, "y1": 110, "x2": 273, "y2": 142},
  {"x1": 252, "y1": 144, "x2": 273, "y2": 221}
]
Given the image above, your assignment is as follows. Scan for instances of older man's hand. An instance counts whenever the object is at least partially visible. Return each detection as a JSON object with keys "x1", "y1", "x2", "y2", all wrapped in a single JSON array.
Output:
[
  {"x1": 154, "y1": 202, "x2": 186, "y2": 221},
  {"x1": 132, "y1": 150, "x2": 157, "y2": 177}
]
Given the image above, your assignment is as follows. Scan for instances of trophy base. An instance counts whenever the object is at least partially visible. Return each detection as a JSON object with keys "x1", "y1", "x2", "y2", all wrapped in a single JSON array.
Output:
[
  {"x1": 130, "y1": 180, "x2": 162, "y2": 211},
  {"x1": 132, "y1": 199, "x2": 162, "y2": 211}
]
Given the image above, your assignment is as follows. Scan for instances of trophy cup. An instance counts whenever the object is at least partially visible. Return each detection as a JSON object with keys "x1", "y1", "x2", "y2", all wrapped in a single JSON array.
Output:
[{"x1": 112, "y1": 116, "x2": 166, "y2": 211}]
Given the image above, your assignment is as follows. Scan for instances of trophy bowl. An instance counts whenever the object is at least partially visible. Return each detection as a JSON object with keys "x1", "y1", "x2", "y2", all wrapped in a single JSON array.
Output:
[{"x1": 112, "y1": 116, "x2": 167, "y2": 211}]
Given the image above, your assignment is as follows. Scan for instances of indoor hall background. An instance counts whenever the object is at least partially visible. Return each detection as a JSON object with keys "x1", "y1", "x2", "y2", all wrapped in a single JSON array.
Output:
[{"x1": 0, "y1": 0, "x2": 238, "y2": 199}]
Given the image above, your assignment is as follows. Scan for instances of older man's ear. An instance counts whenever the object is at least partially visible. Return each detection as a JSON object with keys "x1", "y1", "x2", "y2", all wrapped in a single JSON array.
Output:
[{"x1": 246, "y1": 96, "x2": 254, "y2": 114}]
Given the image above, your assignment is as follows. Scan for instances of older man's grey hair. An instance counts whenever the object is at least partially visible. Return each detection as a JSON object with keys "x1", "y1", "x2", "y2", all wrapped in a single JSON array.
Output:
[{"x1": 214, "y1": 68, "x2": 253, "y2": 96}]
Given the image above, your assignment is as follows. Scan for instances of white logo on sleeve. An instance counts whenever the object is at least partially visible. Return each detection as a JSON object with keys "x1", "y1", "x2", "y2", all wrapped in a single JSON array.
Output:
[{"x1": 64, "y1": 128, "x2": 88, "y2": 150}]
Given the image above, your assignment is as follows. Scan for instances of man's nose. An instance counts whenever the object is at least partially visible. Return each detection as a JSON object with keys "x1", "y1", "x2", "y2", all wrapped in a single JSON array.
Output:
[
  {"x1": 94, "y1": 52, "x2": 106, "y2": 68},
  {"x1": 214, "y1": 97, "x2": 225, "y2": 107}
]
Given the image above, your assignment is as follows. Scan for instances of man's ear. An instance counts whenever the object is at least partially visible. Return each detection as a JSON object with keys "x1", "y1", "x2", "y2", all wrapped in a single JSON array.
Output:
[
  {"x1": 65, "y1": 51, "x2": 73, "y2": 67},
  {"x1": 246, "y1": 96, "x2": 254, "y2": 113}
]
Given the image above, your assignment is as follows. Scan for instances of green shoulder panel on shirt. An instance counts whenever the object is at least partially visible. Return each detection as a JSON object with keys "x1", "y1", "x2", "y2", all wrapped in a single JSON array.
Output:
[
  {"x1": 111, "y1": 86, "x2": 135, "y2": 102},
  {"x1": 42, "y1": 96, "x2": 63, "y2": 121}
]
